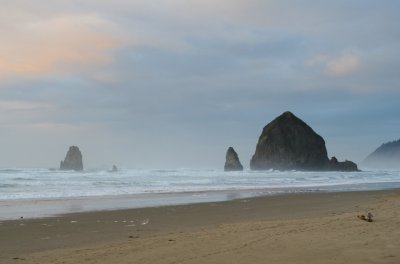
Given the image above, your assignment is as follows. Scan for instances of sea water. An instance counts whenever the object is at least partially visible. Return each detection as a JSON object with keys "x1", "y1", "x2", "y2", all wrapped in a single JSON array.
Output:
[{"x1": 1, "y1": 168, "x2": 400, "y2": 219}]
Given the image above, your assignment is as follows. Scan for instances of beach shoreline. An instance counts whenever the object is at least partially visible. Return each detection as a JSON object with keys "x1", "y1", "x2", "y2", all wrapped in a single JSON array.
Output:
[
  {"x1": 2, "y1": 189, "x2": 400, "y2": 263},
  {"x1": 2, "y1": 182, "x2": 400, "y2": 221}
]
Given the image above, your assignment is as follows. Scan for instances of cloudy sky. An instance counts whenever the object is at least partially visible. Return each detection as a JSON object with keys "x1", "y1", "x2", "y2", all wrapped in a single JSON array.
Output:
[{"x1": 1, "y1": 0, "x2": 399, "y2": 169}]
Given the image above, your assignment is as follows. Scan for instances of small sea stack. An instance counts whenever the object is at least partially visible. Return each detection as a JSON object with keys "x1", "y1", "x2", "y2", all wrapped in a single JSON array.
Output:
[
  {"x1": 224, "y1": 147, "x2": 243, "y2": 171},
  {"x1": 329, "y1": 156, "x2": 358, "y2": 172},
  {"x1": 60, "y1": 146, "x2": 83, "y2": 171}
]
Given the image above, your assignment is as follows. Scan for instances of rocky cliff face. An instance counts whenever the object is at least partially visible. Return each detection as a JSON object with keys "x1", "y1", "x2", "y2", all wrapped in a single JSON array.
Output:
[
  {"x1": 60, "y1": 146, "x2": 83, "y2": 171},
  {"x1": 250, "y1": 111, "x2": 358, "y2": 171},
  {"x1": 363, "y1": 139, "x2": 400, "y2": 168},
  {"x1": 224, "y1": 147, "x2": 243, "y2": 171}
]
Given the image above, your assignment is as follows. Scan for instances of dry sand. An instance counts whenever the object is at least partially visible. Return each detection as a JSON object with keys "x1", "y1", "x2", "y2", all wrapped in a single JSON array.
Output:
[{"x1": 1, "y1": 190, "x2": 400, "y2": 264}]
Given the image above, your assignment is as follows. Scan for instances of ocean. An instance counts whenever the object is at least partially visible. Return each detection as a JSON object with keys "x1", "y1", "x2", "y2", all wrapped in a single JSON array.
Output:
[{"x1": 1, "y1": 168, "x2": 400, "y2": 219}]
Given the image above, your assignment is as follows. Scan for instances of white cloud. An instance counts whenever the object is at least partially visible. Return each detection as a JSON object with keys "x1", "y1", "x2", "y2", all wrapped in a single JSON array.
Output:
[{"x1": 0, "y1": 100, "x2": 53, "y2": 112}]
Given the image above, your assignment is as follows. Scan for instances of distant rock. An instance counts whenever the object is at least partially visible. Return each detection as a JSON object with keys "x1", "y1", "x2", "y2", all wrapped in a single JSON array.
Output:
[
  {"x1": 224, "y1": 147, "x2": 243, "y2": 171},
  {"x1": 363, "y1": 139, "x2": 400, "y2": 168},
  {"x1": 250, "y1": 111, "x2": 358, "y2": 171},
  {"x1": 60, "y1": 146, "x2": 83, "y2": 171},
  {"x1": 329, "y1": 156, "x2": 359, "y2": 172}
]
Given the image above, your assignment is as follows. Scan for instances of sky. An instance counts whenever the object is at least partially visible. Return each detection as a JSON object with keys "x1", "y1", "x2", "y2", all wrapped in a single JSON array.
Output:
[{"x1": 0, "y1": 0, "x2": 399, "y2": 169}]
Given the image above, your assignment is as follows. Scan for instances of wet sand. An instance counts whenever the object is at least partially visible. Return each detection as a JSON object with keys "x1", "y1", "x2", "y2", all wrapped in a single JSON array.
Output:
[{"x1": 1, "y1": 190, "x2": 400, "y2": 264}]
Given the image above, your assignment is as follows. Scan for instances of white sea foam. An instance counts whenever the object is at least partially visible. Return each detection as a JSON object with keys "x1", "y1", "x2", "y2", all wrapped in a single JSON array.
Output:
[{"x1": 0, "y1": 168, "x2": 400, "y2": 200}]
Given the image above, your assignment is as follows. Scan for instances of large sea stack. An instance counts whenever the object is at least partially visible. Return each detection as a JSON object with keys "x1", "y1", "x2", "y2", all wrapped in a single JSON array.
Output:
[
  {"x1": 250, "y1": 111, "x2": 358, "y2": 171},
  {"x1": 363, "y1": 139, "x2": 400, "y2": 168},
  {"x1": 60, "y1": 146, "x2": 83, "y2": 171},
  {"x1": 224, "y1": 147, "x2": 243, "y2": 171}
]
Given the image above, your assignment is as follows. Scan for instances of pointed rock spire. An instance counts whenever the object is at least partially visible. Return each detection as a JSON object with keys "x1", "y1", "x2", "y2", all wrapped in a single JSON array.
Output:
[
  {"x1": 60, "y1": 146, "x2": 83, "y2": 171},
  {"x1": 224, "y1": 147, "x2": 243, "y2": 171}
]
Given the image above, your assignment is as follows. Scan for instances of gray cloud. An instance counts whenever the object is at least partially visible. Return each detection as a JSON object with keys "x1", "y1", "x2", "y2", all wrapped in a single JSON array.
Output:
[{"x1": 0, "y1": 1, "x2": 399, "y2": 168}]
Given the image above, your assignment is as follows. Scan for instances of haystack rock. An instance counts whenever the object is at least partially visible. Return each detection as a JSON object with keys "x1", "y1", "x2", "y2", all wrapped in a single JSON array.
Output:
[
  {"x1": 224, "y1": 147, "x2": 243, "y2": 171},
  {"x1": 250, "y1": 111, "x2": 358, "y2": 171},
  {"x1": 60, "y1": 146, "x2": 83, "y2": 171}
]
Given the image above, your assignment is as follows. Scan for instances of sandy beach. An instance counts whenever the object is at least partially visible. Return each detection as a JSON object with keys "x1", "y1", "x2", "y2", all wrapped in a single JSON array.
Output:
[{"x1": 1, "y1": 190, "x2": 400, "y2": 264}]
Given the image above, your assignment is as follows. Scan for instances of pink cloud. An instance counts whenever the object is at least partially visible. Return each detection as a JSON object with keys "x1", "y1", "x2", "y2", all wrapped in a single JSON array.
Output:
[
  {"x1": 325, "y1": 54, "x2": 361, "y2": 77},
  {"x1": 307, "y1": 53, "x2": 362, "y2": 77},
  {"x1": 0, "y1": 14, "x2": 120, "y2": 78}
]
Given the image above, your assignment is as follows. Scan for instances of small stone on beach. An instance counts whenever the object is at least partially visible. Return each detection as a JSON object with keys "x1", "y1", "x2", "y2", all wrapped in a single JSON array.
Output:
[{"x1": 357, "y1": 212, "x2": 374, "y2": 222}]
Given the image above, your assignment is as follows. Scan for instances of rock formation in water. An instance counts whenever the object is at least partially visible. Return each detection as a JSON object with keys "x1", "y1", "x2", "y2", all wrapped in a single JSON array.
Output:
[
  {"x1": 224, "y1": 147, "x2": 243, "y2": 171},
  {"x1": 60, "y1": 146, "x2": 83, "y2": 171},
  {"x1": 250, "y1": 111, "x2": 358, "y2": 171},
  {"x1": 363, "y1": 139, "x2": 400, "y2": 168},
  {"x1": 329, "y1": 156, "x2": 358, "y2": 172}
]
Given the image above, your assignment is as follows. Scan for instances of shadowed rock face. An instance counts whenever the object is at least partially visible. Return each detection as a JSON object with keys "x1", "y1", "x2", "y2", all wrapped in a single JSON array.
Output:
[
  {"x1": 250, "y1": 112, "x2": 329, "y2": 170},
  {"x1": 60, "y1": 146, "x2": 83, "y2": 171},
  {"x1": 250, "y1": 111, "x2": 358, "y2": 171},
  {"x1": 224, "y1": 147, "x2": 243, "y2": 171}
]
